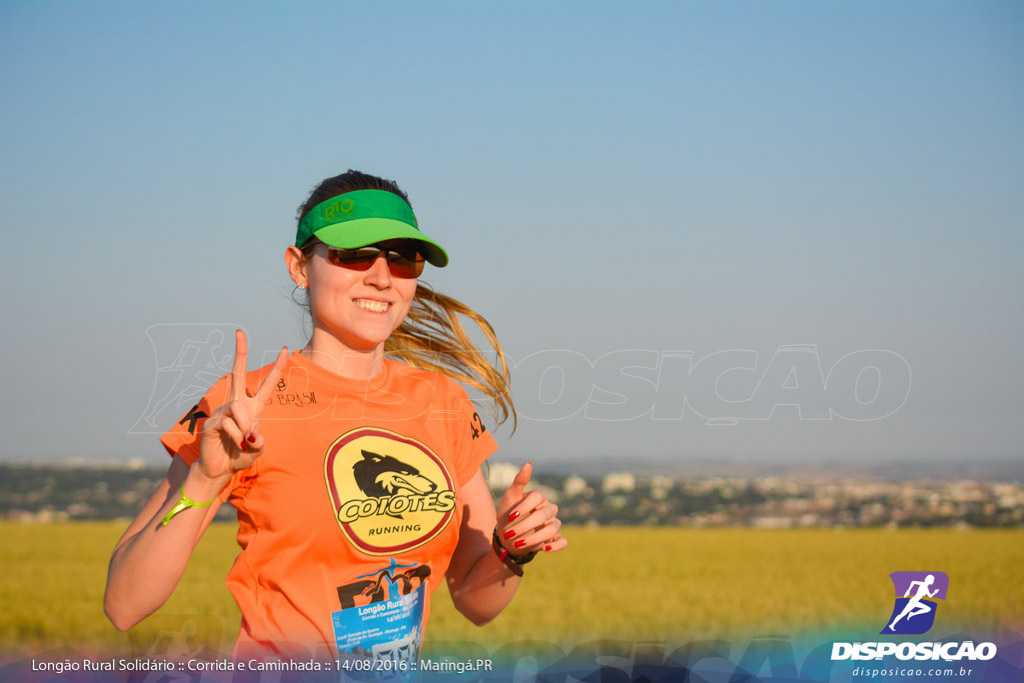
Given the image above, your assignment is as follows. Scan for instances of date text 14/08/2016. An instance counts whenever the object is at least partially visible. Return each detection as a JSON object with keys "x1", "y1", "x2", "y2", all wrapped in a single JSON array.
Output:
[{"x1": 339, "y1": 658, "x2": 494, "y2": 674}]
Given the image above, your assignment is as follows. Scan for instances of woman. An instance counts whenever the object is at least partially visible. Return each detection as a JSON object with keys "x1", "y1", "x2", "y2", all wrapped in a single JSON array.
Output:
[{"x1": 105, "y1": 170, "x2": 566, "y2": 662}]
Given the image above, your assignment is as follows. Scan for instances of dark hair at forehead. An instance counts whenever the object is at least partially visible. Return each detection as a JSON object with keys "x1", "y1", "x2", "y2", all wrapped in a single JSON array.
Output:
[{"x1": 296, "y1": 169, "x2": 411, "y2": 224}]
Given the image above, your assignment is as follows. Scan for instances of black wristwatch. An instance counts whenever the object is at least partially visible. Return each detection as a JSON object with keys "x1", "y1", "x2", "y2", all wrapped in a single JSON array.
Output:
[{"x1": 491, "y1": 525, "x2": 537, "y2": 576}]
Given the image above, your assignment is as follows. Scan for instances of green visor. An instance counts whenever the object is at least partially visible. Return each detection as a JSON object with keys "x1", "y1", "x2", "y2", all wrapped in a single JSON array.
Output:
[{"x1": 296, "y1": 189, "x2": 449, "y2": 267}]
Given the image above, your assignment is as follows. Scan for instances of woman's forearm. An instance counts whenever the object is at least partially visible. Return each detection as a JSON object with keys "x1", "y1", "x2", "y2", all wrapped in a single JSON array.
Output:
[
  {"x1": 104, "y1": 457, "x2": 228, "y2": 630},
  {"x1": 448, "y1": 544, "x2": 523, "y2": 626}
]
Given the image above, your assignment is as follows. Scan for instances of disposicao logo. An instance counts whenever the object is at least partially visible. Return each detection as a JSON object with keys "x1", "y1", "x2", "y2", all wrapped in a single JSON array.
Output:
[
  {"x1": 831, "y1": 570, "x2": 997, "y2": 663},
  {"x1": 881, "y1": 571, "x2": 948, "y2": 635}
]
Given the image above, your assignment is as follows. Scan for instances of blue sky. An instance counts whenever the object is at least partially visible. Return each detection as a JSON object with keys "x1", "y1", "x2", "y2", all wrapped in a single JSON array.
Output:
[{"x1": 1, "y1": 1, "x2": 1021, "y2": 466}]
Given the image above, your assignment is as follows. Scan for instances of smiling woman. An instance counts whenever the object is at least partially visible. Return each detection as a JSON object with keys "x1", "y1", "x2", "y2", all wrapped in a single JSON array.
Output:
[
  {"x1": 103, "y1": 169, "x2": 567, "y2": 664},
  {"x1": 290, "y1": 235, "x2": 421, "y2": 358}
]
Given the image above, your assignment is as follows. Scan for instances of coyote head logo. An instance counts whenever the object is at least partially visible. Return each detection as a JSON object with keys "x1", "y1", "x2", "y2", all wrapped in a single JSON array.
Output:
[
  {"x1": 324, "y1": 428, "x2": 456, "y2": 555},
  {"x1": 353, "y1": 450, "x2": 438, "y2": 514}
]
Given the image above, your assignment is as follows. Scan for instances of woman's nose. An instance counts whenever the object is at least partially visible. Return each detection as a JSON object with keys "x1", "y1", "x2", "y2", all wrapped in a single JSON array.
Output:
[{"x1": 364, "y1": 252, "x2": 392, "y2": 287}]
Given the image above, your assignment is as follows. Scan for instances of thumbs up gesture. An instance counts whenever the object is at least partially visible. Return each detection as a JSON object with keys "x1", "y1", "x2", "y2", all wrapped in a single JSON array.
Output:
[{"x1": 496, "y1": 462, "x2": 567, "y2": 556}]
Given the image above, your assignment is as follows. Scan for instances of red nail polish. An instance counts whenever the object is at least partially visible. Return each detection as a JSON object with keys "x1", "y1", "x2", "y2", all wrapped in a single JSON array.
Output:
[
  {"x1": 514, "y1": 539, "x2": 527, "y2": 548},
  {"x1": 247, "y1": 433, "x2": 256, "y2": 443},
  {"x1": 508, "y1": 510, "x2": 520, "y2": 522},
  {"x1": 240, "y1": 441, "x2": 247, "y2": 452},
  {"x1": 545, "y1": 545, "x2": 552, "y2": 551},
  {"x1": 503, "y1": 529, "x2": 516, "y2": 539}
]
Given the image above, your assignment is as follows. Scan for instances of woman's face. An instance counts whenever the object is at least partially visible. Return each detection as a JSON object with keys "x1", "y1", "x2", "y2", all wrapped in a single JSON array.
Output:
[{"x1": 299, "y1": 240, "x2": 418, "y2": 353}]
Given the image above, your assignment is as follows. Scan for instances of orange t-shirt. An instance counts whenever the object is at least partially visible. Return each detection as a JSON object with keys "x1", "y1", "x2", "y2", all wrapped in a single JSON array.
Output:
[{"x1": 160, "y1": 350, "x2": 498, "y2": 660}]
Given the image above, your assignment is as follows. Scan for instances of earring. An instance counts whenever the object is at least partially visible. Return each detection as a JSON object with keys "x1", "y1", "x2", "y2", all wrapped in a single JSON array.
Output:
[{"x1": 297, "y1": 282, "x2": 307, "y2": 289}]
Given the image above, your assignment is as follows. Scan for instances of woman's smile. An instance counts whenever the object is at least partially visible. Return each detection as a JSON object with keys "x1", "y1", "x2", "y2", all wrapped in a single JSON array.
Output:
[{"x1": 353, "y1": 298, "x2": 391, "y2": 313}]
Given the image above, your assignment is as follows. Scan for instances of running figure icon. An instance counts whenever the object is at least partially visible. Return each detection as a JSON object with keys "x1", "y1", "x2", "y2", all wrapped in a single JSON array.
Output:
[
  {"x1": 888, "y1": 574, "x2": 938, "y2": 631},
  {"x1": 880, "y1": 571, "x2": 949, "y2": 635},
  {"x1": 131, "y1": 326, "x2": 235, "y2": 433}
]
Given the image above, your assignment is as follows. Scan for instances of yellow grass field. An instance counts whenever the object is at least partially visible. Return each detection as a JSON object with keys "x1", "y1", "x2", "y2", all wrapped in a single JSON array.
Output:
[{"x1": 1, "y1": 523, "x2": 1021, "y2": 660}]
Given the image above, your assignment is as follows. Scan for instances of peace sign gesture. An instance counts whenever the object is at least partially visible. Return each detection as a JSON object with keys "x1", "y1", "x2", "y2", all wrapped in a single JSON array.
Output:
[{"x1": 197, "y1": 330, "x2": 288, "y2": 483}]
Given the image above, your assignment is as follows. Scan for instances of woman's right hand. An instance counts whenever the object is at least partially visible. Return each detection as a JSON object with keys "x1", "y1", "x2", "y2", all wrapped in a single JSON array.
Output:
[{"x1": 197, "y1": 330, "x2": 288, "y2": 484}]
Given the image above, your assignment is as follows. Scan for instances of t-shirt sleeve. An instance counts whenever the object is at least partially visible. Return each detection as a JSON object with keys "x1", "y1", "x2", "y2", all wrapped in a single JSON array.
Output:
[
  {"x1": 447, "y1": 381, "x2": 500, "y2": 487},
  {"x1": 159, "y1": 373, "x2": 232, "y2": 466},
  {"x1": 159, "y1": 371, "x2": 265, "y2": 505}
]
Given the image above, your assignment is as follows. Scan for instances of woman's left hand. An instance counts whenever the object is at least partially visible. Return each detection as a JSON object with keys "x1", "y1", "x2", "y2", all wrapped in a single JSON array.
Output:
[{"x1": 496, "y1": 462, "x2": 568, "y2": 556}]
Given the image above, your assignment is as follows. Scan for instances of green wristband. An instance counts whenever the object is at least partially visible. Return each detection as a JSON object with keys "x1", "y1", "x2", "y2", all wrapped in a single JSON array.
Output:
[{"x1": 160, "y1": 484, "x2": 216, "y2": 526}]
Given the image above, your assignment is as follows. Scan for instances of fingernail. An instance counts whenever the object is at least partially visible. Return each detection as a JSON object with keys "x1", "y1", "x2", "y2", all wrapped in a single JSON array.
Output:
[
  {"x1": 508, "y1": 510, "x2": 520, "y2": 522},
  {"x1": 503, "y1": 529, "x2": 516, "y2": 540},
  {"x1": 240, "y1": 441, "x2": 247, "y2": 452},
  {"x1": 247, "y1": 433, "x2": 256, "y2": 443},
  {"x1": 514, "y1": 539, "x2": 527, "y2": 548},
  {"x1": 545, "y1": 545, "x2": 552, "y2": 552}
]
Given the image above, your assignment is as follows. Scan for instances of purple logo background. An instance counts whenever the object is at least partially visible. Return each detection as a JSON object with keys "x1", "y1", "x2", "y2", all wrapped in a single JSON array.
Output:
[
  {"x1": 889, "y1": 571, "x2": 949, "y2": 601},
  {"x1": 881, "y1": 570, "x2": 949, "y2": 635}
]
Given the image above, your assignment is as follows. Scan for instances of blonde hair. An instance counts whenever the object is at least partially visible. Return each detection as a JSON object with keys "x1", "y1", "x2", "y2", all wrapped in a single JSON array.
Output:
[
  {"x1": 386, "y1": 283, "x2": 516, "y2": 431},
  {"x1": 296, "y1": 241, "x2": 515, "y2": 430}
]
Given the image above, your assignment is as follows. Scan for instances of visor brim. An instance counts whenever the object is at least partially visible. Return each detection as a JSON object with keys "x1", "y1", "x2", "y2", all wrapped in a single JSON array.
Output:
[{"x1": 312, "y1": 218, "x2": 449, "y2": 268}]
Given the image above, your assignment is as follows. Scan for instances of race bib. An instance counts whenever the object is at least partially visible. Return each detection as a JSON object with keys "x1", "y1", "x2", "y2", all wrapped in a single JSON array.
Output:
[{"x1": 332, "y1": 559, "x2": 427, "y2": 669}]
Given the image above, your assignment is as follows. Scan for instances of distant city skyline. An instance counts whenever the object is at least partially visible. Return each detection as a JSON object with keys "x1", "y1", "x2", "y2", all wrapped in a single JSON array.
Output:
[
  {"x1": 4, "y1": 461, "x2": 1021, "y2": 527},
  {"x1": 1, "y1": 2, "x2": 1021, "y2": 467}
]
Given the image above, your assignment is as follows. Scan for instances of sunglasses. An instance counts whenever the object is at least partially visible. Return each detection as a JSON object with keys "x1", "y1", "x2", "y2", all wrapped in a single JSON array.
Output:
[{"x1": 326, "y1": 243, "x2": 425, "y2": 279}]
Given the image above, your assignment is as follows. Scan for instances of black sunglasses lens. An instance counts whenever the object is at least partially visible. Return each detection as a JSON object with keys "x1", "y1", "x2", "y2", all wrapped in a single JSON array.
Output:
[
  {"x1": 328, "y1": 248, "x2": 377, "y2": 270},
  {"x1": 328, "y1": 246, "x2": 424, "y2": 278},
  {"x1": 387, "y1": 250, "x2": 425, "y2": 278}
]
